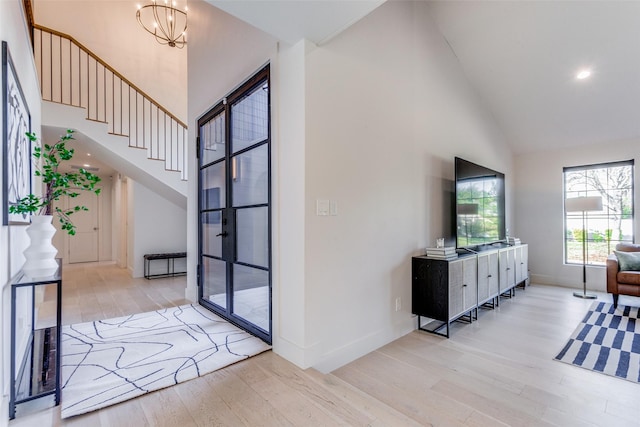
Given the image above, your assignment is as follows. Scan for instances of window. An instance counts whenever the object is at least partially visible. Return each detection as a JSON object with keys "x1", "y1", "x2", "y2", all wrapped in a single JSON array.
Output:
[{"x1": 564, "y1": 160, "x2": 634, "y2": 265}]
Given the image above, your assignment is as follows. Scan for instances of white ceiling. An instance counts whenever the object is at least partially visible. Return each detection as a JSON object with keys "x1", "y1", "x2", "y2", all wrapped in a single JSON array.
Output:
[
  {"x1": 424, "y1": 1, "x2": 640, "y2": 154},
  {"x1": 207, "y1": 0, "x2": 640, "y2": 155},
  {"x1": 208, "y1": 0, "x2": 385, "y2": 45},
  {"x1": 42, "y1": 126, "x2": 116, "y2": 178}
]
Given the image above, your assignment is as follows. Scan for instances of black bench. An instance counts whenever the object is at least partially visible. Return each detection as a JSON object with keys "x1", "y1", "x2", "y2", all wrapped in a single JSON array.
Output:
[{"x1": 143, "y1": 252, "x2": 187, "y2": 279}]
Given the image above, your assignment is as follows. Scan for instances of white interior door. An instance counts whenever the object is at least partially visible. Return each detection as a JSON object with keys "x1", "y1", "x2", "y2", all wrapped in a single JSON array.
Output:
[{"x1": 68, "y1": 191, "x2": 99, "y2": 263}]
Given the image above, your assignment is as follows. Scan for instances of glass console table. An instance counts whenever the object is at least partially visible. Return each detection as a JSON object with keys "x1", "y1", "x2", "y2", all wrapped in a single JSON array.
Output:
[{"x1": 9, "y1": 259, "x2": 62, "y2": 419}]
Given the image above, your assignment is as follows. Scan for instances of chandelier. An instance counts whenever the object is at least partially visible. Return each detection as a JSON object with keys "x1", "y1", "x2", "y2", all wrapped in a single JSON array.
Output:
[{"x1": 136, "y1": 0, "x2": 187, "y2": 48}]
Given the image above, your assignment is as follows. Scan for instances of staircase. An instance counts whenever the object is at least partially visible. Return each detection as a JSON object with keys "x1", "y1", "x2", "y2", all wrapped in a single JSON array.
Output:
[{"x1": 33, "y1": 25, "x2": 187, "y2": 206}]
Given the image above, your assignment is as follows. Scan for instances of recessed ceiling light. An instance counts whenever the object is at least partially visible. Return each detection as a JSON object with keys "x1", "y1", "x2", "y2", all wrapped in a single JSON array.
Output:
[
  {"x1": 87, "y1": 153, "x2": 91, "y2": 156},
  {"x1": 576, "y1": 70, "x2": 591, "y2": 80},
  {"x1": 83, "y1": 164, "x2": 91, "y2": 167}
]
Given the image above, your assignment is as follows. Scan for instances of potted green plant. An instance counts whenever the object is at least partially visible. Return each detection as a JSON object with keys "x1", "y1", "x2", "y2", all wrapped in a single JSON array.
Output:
[{"x1": 9, "y1": 129, "x2": 101, "y2": 277}]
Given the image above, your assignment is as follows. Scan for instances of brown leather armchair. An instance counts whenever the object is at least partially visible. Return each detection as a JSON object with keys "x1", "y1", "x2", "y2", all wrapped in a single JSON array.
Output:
[{"x1": 607, "y1": 243, "x2": 640, "y2": 308}]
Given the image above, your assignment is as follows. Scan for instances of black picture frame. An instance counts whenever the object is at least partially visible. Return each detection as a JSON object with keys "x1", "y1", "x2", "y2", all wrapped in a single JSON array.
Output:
[{"x1": 2, "y1": 41, "x2": 32, "y2": 225}]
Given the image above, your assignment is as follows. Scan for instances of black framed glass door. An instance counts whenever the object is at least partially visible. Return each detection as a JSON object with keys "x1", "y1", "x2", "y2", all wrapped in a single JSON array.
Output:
[{"x1": 197, "y1": 66, "x2": 271, "y2": 343}]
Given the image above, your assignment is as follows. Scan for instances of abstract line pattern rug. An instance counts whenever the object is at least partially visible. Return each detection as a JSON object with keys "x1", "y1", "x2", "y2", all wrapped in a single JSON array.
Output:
[
  {"x1": 555, "y1": 301, "x2": 640, "y2": 383},
  {"x1": 61, "y1": 304, "x2": 270, "y2": 418}
]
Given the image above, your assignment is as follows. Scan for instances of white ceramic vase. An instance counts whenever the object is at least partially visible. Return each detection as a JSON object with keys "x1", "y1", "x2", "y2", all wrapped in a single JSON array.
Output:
[{"x1": 22, "y1": 215, "x2": 58, "y2": 278}]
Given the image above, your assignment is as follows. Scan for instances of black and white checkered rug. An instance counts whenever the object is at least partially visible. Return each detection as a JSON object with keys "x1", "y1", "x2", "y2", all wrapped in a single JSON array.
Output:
[{"x1": 555, "y1": 301, "x2": 640, "y2": 383}]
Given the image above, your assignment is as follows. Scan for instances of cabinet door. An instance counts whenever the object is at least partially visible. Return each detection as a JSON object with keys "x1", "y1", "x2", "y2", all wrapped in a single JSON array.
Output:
[
  {"x1": 479, "y1": 251, "x2": 499, "y2": 304},
  {"x1": 448, "y1": 260, "x2": 465, "y2": 319},
  {"x1": 448, "y1": 258, "x2": 478, "y2": 320},
  {"x1": 514, "y1": 246, "x2": 523, "y2": 284},
  {"x1": 477, "y1": 254, "x2": 490, "y2": 303},
  {"x1": 498, "y1": 249, "x2": 508, "y2": 291},
  {"x1": 515, "y1": 245, "x2": 528, "y2": 285},
  {"x1": 523, "y1": 245, "x2": 528, "y2": 282},
  {"x1": 499, "y1": 248, "x2": 516, "y2": 292},
  {"x1": 508, "y1": 248, "x2": 516, "y2": 287},
  {"x1": 462, "y1": 257, "x2": 478, "y2": 312},
  {"x1": 412, "y1": 257, "x2": 448, "y2": 321},
  {"x1": 487, "y1": 251, "x2": 500, "y2": 297}
]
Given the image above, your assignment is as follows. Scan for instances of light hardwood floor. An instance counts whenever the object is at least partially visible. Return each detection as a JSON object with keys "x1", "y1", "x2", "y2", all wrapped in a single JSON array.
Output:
[{"x1": 9, "y1": 263, "x2": 640, "y2": 426}]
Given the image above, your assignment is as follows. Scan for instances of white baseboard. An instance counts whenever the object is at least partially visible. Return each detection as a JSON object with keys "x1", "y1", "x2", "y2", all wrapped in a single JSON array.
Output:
[
  {"x1": 310, "y1": 317, "x2": 415, "y2": 374},
  {"x1": 530, "y1": 273, "x2": 607, "y2": 293}
]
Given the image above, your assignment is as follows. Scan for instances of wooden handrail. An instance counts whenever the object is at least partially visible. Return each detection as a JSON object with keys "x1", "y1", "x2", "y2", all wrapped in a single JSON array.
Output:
[
  {"x1": 34, "y1": 24, "x2": 187, "y2": 129},
  {"x1": 34, "y1": 25, "x2": 188, "y2": 180},
  {"x1": 23, "y1": 0, "x2": 35, "y2": 47}
]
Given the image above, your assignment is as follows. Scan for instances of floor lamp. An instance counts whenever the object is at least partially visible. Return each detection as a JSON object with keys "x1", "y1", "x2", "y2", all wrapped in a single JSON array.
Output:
[{"x1": 565, "y1": 196, "x2": 603, "y2": 299}]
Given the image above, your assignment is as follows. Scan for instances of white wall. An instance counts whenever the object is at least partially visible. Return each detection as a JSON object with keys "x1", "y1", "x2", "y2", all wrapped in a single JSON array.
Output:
[
  {"x1": 0, "y1": 1, "x2": 43, "y2": 423},
  {"x1": 113, "y1": 175, "x2": 128, "y2": 267},
  {"x1": 514, "y1": 138, "x2": 640, "y2": 292},
  {"x1": 276, "y1": 39, "x2": 310, "y2": 365},
  {"x1": 129, "y1": 180, "x2": 187, "y2": 278},
  {"x1": 127, "y1": 177, "x2": 135, "y2": 272},
  {"x1": 189, "y1": 0, "x2": 514, "y2": 372},
  {"x1": 302, "y1": 1, "x2": 513, "y2": 371},
  {"x1": 34, "y1": 0, "x2": 187, "y2": 121}
]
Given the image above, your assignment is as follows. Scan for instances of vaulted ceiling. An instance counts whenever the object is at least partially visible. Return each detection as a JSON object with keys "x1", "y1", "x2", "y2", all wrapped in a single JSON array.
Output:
[
  {"x1": 209, "y1": 0, "x2": 640, "y2": 155},
  {"x1": 208, "y1": 0, "x2": 385, "y2": 45},
  {"x1": 426, "y1": 0, "x2": 640, "y2": 154}
]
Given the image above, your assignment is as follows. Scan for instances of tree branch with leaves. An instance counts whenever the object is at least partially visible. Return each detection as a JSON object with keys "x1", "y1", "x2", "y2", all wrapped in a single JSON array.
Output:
[{"x1": 8, "y1": 130, "x2": 102, "y2": 235}]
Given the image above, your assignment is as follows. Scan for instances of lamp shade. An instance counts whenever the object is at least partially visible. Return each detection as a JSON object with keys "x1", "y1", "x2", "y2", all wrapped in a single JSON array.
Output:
[
  {"x1": 565, "y1": 196, "x2": 603, "y2": 213},
  {"x1": 458, "y1": 203, "x2": 479, "y2": 215}
]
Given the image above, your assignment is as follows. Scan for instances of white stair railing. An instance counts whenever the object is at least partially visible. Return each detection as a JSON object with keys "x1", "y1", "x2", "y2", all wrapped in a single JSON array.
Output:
[{"x1": 33, "y1": 25, "x2": 188, "y2": 181}]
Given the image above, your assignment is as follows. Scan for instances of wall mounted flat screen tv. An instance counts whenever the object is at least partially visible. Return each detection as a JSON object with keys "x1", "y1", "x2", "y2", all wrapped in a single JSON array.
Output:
[{"x1": 455, "y1": 157, "x2": 506, "y2": 248}]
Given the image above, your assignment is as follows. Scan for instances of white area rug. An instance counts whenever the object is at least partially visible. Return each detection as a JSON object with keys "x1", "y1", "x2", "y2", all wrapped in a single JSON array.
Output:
[{"x1": 61, "y1": 304, "x2": 271, "y2": 418}]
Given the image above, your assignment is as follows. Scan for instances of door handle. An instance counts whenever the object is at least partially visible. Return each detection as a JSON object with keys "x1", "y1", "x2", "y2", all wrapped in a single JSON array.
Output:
[{"x1": 216, "y1": 232, "x2": 228, "y2": 237}]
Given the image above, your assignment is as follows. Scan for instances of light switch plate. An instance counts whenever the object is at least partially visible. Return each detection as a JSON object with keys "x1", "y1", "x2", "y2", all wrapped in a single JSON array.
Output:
[
  {"x1": 330, "y1": 200, "x2": 338, "y2": 216},
  {"x1": 317, "y1": 199, "x2": 330, "y2": 216}
]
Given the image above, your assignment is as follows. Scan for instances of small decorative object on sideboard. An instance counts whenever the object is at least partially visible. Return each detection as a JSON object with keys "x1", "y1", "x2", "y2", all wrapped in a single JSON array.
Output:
[
  {"x1": 425, "y1": 246, "x2": 458, "y2": 260},
  {"x1": 507, "y1": 236, "x2": 521, "y2": 245}
]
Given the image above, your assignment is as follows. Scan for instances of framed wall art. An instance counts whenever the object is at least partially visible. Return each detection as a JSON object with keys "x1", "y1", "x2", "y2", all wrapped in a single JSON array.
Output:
[{"x1": 2, "y1": 41, "x2": 32, "y2": 225}]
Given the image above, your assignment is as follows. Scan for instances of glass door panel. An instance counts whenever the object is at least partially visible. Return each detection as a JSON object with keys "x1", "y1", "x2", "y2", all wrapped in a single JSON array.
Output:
[
  {"x1": 201, "y1": 162, "x2": 226, "y2": 209},
  {"x1": 201, "y1": 159, "x2": 226, "y2": 261},
  {"x1": 201, "y1": 212, "x2": 222, "y2": 258},
  {"x1": 233, "y1": 264, "x2": 269, "y2": 332},
  {"x1": 236, "y1": 207, "x2": 268, "y2": 268},
  {"x1": 201, "y1": 111, "x2": 225, "y2": 164},
  {"x1": 231, "y1": 83, "x2": 268, "y2": 154},
  {"x1": 232, "y1": 144, "x2": 268, "y2": 207},
  {"x1": 202, "y1": 257, "x2": 227, "y2": 309}
]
